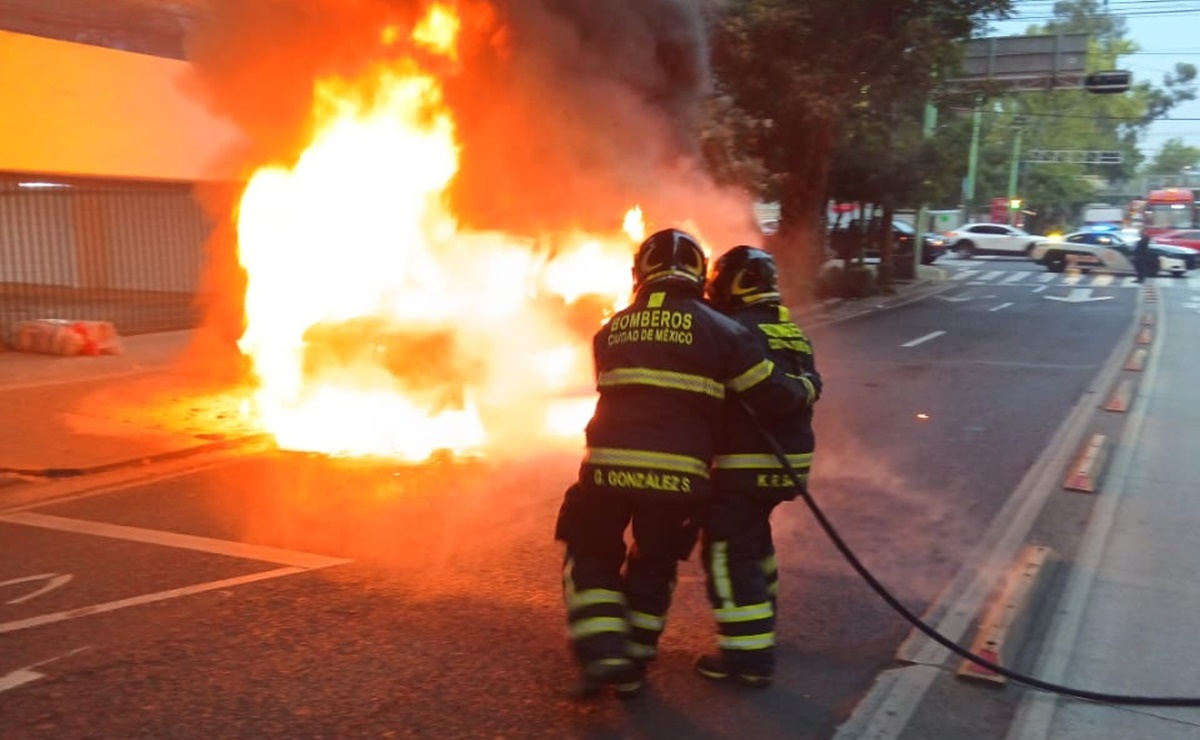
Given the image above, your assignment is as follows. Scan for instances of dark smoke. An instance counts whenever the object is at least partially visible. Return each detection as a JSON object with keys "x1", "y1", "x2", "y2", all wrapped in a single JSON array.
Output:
[
  {"x1": 449, "y1": 0, "x2": 717, "y2": 233},
  {"x1": 185, "y1": 0, "x2": 750, "y2": 238}
]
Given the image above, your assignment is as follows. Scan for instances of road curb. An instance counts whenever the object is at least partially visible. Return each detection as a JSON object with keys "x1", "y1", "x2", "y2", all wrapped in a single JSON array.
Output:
[
  {"x1": 1063, "y1": 433, "x2": 1109, "y2": 493},
  {"x1": 957, "y1": 545, "x2": 1060, "y2": 685}
]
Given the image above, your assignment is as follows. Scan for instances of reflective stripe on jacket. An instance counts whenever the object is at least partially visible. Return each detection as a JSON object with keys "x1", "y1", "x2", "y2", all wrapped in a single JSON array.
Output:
[
  {"x1": 582, "y1": 286, "x2": 812, "y2": 501},
  {"x1": 713, "y1": 304, "x2": 818, "y2": 502}
]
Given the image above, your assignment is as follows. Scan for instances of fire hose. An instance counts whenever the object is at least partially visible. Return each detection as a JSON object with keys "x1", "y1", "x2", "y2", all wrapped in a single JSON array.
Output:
[{"x1": 738, "y1": 396, "x2": 1200, "y2": 707}]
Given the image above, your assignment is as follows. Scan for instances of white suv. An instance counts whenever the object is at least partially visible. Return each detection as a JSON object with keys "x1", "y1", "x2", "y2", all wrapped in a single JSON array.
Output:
[{"x1": 946, "y1": 223, "x2": 1047, "y2": 258}]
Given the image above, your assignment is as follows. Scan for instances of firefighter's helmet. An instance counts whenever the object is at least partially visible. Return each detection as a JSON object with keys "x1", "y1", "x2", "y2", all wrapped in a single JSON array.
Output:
[
  {"x1": 708, "y1": 245, "x2": 781, "y2": 312},
  {"x1": 632, "y1": 229, "x2": 708, "y2": 293}
]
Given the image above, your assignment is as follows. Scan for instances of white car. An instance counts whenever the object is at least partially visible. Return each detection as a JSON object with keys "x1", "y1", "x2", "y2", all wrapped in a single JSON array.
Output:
[
  {"x1": 1030, "y1": 230, "x2": 1197, "y2": 277},
  {"x1": 946, "y1": 223, "x2": 1048, "y2": 258}
]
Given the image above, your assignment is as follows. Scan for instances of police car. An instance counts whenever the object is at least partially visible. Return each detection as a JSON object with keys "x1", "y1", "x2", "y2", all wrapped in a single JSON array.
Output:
[{"x1": 1030, "y1": 230, "x2": 1197, "y2": 277}]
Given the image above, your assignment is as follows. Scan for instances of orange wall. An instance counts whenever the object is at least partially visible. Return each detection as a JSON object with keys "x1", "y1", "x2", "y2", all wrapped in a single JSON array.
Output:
[{"x1": 0, "y1": 30, "x2": 246, "y2": 182}]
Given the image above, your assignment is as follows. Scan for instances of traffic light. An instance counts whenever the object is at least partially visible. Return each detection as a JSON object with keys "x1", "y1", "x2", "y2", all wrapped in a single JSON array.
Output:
[
  {"x1": 1009, "y1": 198, "x2": 1023, "y2": 210},
  {"x1": 1085, "y1": 70, "x2": 1132, "y2": 94}
]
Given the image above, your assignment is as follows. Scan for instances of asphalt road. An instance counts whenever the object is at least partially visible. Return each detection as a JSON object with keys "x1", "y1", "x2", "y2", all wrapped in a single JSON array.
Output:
[{"x1": 0, "y1": 258, "x2": 1143, "y2": 739}]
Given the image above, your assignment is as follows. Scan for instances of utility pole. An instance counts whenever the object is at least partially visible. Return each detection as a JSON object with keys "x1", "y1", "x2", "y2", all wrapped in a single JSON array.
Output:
[
  {"x1": 964, "y1": 96, "x2": 983, "y2": 221},
  {"x1": 1007, "y1": 115, "x2": 1027, "y2": 226}
]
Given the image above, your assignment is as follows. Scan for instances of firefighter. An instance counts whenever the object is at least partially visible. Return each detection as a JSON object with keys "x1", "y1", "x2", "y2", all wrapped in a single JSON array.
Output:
[
  {"x1": 554, "y1": 229, "x2": 819, "y2": 699},
  {"x1": 696, "y1": 245, "x2": 821, "y2": 688}
]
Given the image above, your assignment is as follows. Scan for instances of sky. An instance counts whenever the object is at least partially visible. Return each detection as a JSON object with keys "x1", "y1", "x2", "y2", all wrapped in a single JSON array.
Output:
[{"x1": 985, "y1": 0, "x2": 1200, "y2": 160}]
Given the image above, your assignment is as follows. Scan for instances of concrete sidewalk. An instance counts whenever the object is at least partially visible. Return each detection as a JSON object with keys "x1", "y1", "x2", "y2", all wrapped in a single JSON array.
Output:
[{"x1": 0, "y1": 330, "x2": 254, "y2": 476}]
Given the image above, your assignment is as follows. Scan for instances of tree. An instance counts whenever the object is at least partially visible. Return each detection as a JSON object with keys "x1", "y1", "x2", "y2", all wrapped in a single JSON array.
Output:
[
  {"x1": 1145, "y1": 138, "x2": 1200, "y2": 176},
  {"x1": 953, "y1": 0, "x2": 1198, "y2": 229},
  {"x1": 710, "y1": 0, "x2": 1012, "y2": 298}
]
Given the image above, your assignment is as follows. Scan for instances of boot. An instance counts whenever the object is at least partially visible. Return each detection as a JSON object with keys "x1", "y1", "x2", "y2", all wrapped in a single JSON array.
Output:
[
  {"x1": 694, "y1": 653, "x2": 772, "y2": 688},
  {"x1": 573, "y1": 657, "x2": 644, "y2": 700}
]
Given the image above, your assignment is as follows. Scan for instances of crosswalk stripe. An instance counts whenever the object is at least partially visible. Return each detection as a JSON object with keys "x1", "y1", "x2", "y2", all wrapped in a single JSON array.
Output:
[{"x1": 941, "y1": 269, "x2": 1194, "y2": 290}]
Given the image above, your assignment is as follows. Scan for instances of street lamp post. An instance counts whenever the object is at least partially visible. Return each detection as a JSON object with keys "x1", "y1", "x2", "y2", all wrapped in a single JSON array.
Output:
[{"x1": 1007, "y1": 115, "x2": 1027, "y2": 226}]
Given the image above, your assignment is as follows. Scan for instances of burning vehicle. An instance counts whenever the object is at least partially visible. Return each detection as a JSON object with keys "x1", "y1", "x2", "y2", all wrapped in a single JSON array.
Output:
[{"x1": 188, "y1": 0, "x2": 761, "y2": 463}]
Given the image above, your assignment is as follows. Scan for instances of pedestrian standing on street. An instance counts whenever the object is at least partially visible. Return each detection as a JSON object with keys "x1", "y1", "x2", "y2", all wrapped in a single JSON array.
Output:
[
  {"x1": 697, "y1": 245, "x2": 821, "y2": 688},
  {"x1": 1134, "y1": 230, "x2": 1155, "y2": 283},
  {"x1": 554, "y1": 229, "x2": 819, "y2": 699}
]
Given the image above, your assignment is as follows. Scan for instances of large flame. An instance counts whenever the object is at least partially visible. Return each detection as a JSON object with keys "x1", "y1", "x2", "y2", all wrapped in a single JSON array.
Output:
[{"x1": 236, "y1": 4, "x2": 639, "y2": 461}]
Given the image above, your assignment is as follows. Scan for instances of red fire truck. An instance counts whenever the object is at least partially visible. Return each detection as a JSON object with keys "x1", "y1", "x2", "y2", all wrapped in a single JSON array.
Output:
[{"x1": 1142, "y1": 188, "x2": 1199, "y2": 237}]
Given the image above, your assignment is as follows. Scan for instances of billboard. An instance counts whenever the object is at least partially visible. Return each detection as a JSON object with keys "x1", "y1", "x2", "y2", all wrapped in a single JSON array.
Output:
[{"x1": 950, "y1": 33, "x2": 1089, "y2": 92}]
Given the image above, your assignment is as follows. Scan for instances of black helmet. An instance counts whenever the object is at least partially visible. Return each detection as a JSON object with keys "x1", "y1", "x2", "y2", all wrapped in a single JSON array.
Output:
[
  {"x1": 633, "y1": 229, "x2": 708, "y2": 293},
  {"x1": 708, "y1": 245, "x2": 781, "y2": 312}
]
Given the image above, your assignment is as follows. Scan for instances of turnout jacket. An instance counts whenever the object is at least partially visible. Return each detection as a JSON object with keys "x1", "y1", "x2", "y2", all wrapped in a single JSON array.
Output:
[
  {"x1": 580, "y1": 284, "x2": 814, "y2": 502},
  {"x1": 712, "y1": 303, "x2": 818, "y2": 502}
]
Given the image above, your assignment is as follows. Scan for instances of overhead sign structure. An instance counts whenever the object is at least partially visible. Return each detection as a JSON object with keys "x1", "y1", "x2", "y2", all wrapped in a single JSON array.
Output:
[
  {"x1": 1085, "y1": 70, "x2": 1133, "y2": 94},
  {"x1": 949, "y1": 33, "x2": 1089, "y2": 92},
  {"x1": 1026, "y1": 150, "x2": 1124, "y2": 164}
]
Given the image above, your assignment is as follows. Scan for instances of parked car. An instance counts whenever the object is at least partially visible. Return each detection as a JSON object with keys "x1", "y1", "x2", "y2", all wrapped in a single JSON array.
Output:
[
  {"x1": 893, "y1": 220, "x2": 949, "y2": 264},
  {"x1": 829, "y1": 218, "x2": 947, "y2": 265},
  {"x1": 1152, "y1": 229, "x2": 1200, "y2": 253},
  {"x1": 945, "y1": 222, "x2": 1047, "y2": 258},
  {"x1": 1030, "y1": 230, "x2": 1198, "y2": 277}
]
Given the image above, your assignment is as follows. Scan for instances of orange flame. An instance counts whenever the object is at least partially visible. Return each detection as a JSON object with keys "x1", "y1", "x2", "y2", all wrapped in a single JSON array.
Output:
[
  {"x1": 413, "y1": 3, "x2": 461, "y2": 60},
  {"x1": 236, "y1": 4, "x2": 639, "y2": 461}
]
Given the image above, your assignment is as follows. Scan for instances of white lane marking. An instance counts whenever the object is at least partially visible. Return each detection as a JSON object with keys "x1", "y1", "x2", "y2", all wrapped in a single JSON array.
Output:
[
  {"x1": 1062, "y1": 273, "x2": 1084, "y2": 285},
  {"x1": 980, "y1": 270, "x2": 1005, "y2": 281},
  {"x1": 901, "y1": 331, "x2": 945, "y2": 348},
  {"x1": 1037, "y1": 273, "x2": 1056, "y2": 283},
  {"x1": 0, "y1": 573, "x2": 73, "y2": 604},
  {"x1": 1189, "y1": 277, "x2": 1200, "y2": 290},
  {"x1": 1032, "y1": 285, "x2": 1048, "y2": 293},
  {"x1": 1090, "y1": 274, "x2": 1114, "y2": 287},
  {"x1": 0, "y1": 668, "x2": 44, "y2": 693},
  {"x1": 0, "y1": 648, "x2": 89, "y2": 694},
  {"x1": 0, "y1": 512, "x2": 349, "y2": 569},
  {"x1": 1044, "y1": 288, "x2": 1113, "y2": 303},
  {"x1": 0, "y1": 569, "x2": 308, "y2": 635},
  {"x1": 1000, "y1": 273, "x2": 1026, "y2": 284},
  {"x1": 951, "y1": 270, "x2": 978, "y2": 281},
  {"x1": 990, "y1": 302, "x2": 1014, "y2": 312}
]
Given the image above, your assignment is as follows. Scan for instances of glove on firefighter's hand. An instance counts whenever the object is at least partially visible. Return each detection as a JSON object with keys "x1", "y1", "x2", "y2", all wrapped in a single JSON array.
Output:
[{"x1": 800, "y1": 371, "x2": 823, "y2": 404}]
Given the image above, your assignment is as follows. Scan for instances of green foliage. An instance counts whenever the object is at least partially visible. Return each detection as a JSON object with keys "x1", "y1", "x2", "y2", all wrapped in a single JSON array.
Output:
[
  {"x1": 702, "y1": 0, "x2": 1198, "y2": 249},
  {"x1": 708, "y1": 0, "x2": 1013, "y2": 279},
  {"x1": 930, "y1": 0, "x2": 1197, "y2": 228},
  {"x1": 1145, "y1": 138, "x2": 1200, "y2": 175}
]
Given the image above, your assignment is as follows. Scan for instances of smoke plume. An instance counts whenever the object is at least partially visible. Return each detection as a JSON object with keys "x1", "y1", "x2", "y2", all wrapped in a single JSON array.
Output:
[{"x1": 185, "y1": 0, "x2": 751, "y2": 239}]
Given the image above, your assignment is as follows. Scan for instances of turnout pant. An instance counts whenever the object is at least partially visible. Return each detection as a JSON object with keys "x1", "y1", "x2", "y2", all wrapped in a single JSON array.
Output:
[
  {"x1": 701, "y1": 494, "x2": 781, "y2": 675},
  {"x1": 556, "y1": 483, "x2": 697, "y2": 668}
]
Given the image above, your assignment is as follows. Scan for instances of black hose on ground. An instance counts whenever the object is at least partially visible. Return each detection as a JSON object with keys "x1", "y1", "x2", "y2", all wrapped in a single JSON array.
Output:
[{"x1": 738, "y1": 397, "x2": 1200, "y2": 707}]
